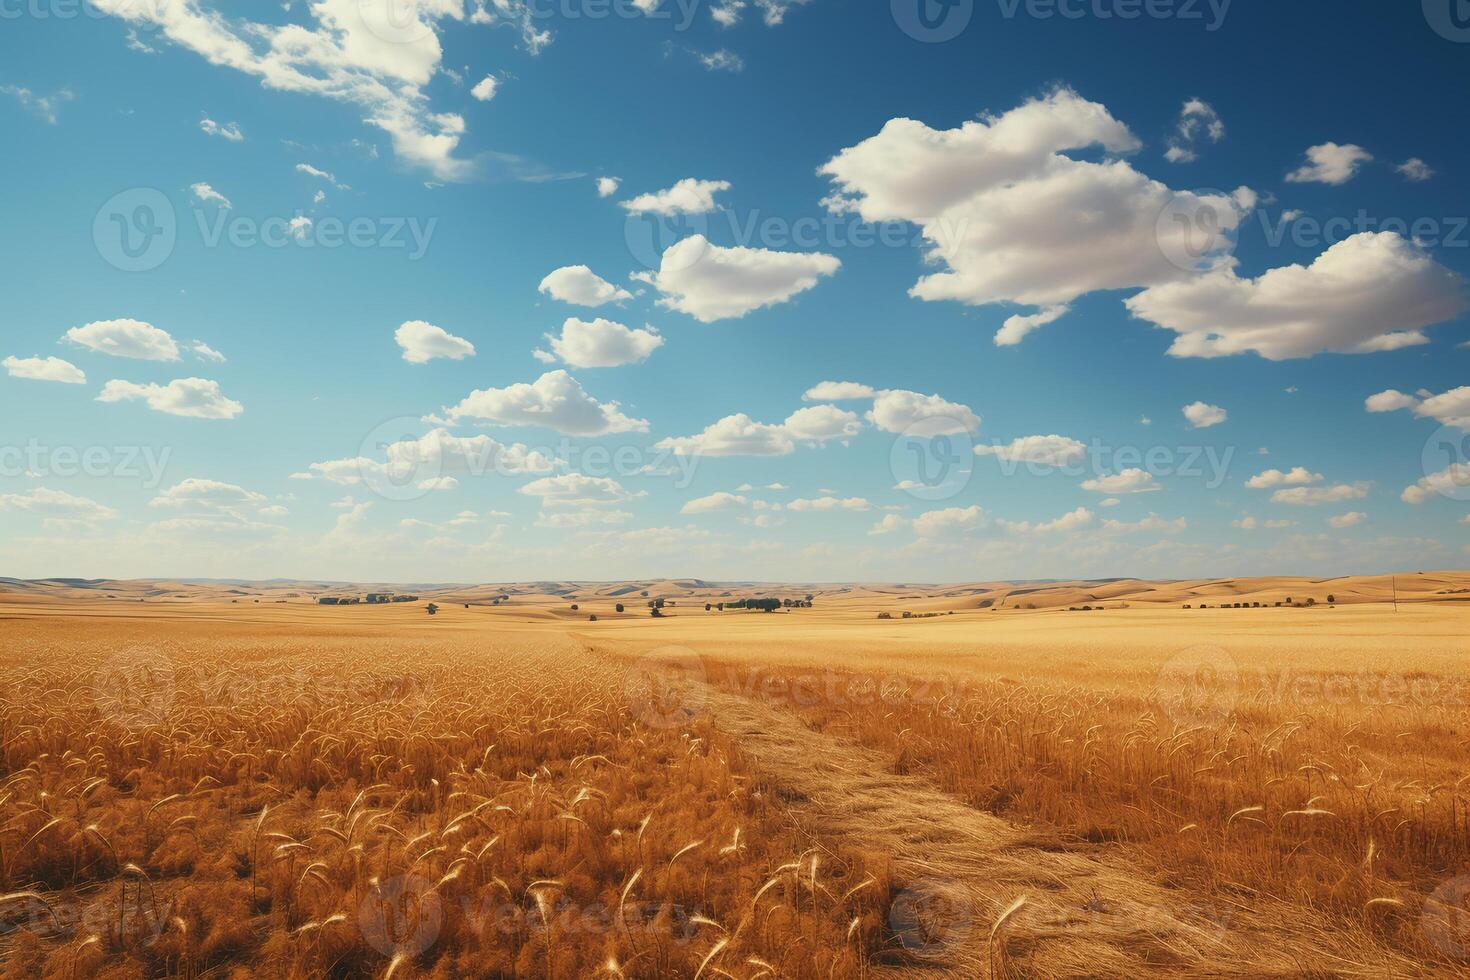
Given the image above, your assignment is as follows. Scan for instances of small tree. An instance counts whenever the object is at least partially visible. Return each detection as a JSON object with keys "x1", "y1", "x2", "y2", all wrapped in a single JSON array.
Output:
[
  {"x1": 571, "y1": 604, "x2": 579, "y2": 611},
  {"x1": 426, "y1": 603, "x2": 439, "y2": 616},
  {"x1": 705, "y1": 603, "x2": 712, "y2": 611},
  {"x1": 615, "y1": 603, "x2": 625, "y2": 613},
  {"x1": 1327, "y1": 594, "x2": 1336, "y2": 604},
  {"x1": 651, "y1": 607, "x2": 664, "y2": 618}
]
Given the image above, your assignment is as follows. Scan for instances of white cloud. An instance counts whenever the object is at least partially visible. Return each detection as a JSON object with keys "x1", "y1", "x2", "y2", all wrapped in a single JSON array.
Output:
[
  {"x1": 657, "y1": 414, "x2": 794, "y2": 457},
  {"x1": 149, "y1": 478, "x2": 266, "y2": 513},
  {"x1": 296, "y1": 163, "x2": 347, "y2": 189},
  {"x1": 975, "y1": 435, "x2": 1086, "y2": 466},
  {"x1": 868, "y1": 389, "x2": 979, "y2": 435},
  {"x1": 1403, "y1": 464, "x2": 1470, "y2": 505},
  {"x1": 619, "y1": 178, "x2": 730, "y2": 216},
  {"x1": 1272, "y1": 483, "x2": 1370, "y2": 505},
  {"x1": 1099, "y1": 497, "x2": 1121, "y2": 508},
  {"x1": 802, "y1": 381, "x2": 875, "y2": 401},
  {"x1": 782, "y1": 405, "x2": 863, "y2": 443},
  {"x1": 596, "y1": 176, "x2": 620, "y2": 198},
  {"x1": 3, "y1": 355, "x2": 86, "y2": 384},
  {"x1": 635, "y1": 236, "x2": 840, "y2": 322},
  {"x1": 913, "y1": 505, "x2": 987, "y2": 538},
  {"x1": 868, "y1": 513, "x2": 909, "y2": 536},
  {"x1": 1246, "y1": 467, "x2": 1323, "y2": 489},
  {"x1": 819, "y1": 88, "x2": 1253, "y2": 344},
  {"x1": 709, "y1": 0, "x2": 812, "y2": 26},
  {"x1": 199, "y1": 116, "x2": 243, "y2": 141},
  {"x1": 1102, "y1": 514, "x2": 1187, "y2": 533},
  {"x1": 1327, "y1": 511, "x2": 1367, "y2": 528},
  {"x1": 1396, "y1": 158, "x2": 1434, "y2": 182},
  {"x1": 190, "y1": 341, "x2": 226, "y2": 363},
  {"x1": 536, "y1": 508, "x2": 633, "y2": 528},
  {"x1": 1365, "y1": 389, "x2": 1422, "y2": 414},
  {"x1": 519, "y1": 473, "x2": 643, "y2": 508},
  {"x1": 787, "y1": 496, "x2": 871, "y2": 512},
  {"x1": 190, "y1": 182, "x2": 232, "y2": 208},
  {"x1": 417, "y1": 476, "x2": 459, "y2": 491},
  {"x1": 470, "y1": 75, "x2": 498, "y2": 101},
  {"x1": 1365, "y1": 386, "x2": 1470, "y2": 430},
  {"x1": 2, "y1": 84, "x2": 75, "y2": 124},
  {"x1": 1164, "y1": 98, "x2": 1224, "y2": 163},
  {"x1": 995, "y1": 305, "x2": 1069, "y2": 347},
  {"x1": 310, "y1": 428, "x2": 555, "y2": 485},
  {"x1": 1183, "y1": 401, "x2": 1227, "y2": 429},
  {"x1": 695, "y1": 48, "x2": 744, "y2": 72},
  {"x1": 543, "y1": 317, "x2": 662, "y2": 368},
  {"x1": 97, "y1": 377, "x2": 243, "y2": 419},
  {"x1": 0, "y1": 487, "x2": 117, "y2": 521},
  {"x1": 66, "y1": 318, "x2": 180, "y2": 361},
  {"x1": 682, "y1": 492, "x2": 749, "y2": 514},
  {"x1": 442, "y1": 370, "x2": 647, "y2": 435},
  {"x1": 538, "y1": 265, "x2": 633, "y2": 307},
  {"x1": 1127, "y1": 233, "x2": 1467, "y2": 359},
  {"x1": 1082, "y1": 468, "x2": 1161, "y2": 494},
  {"x1": 395, "y1": 320, "x2": 476, "y2": 364},
  {"x1": 1000, "y1": 506, "x2": 1093, "y2": 534},
  {"x1": 1286, "y1": 142, "x2": 1372, "y2": 185}
]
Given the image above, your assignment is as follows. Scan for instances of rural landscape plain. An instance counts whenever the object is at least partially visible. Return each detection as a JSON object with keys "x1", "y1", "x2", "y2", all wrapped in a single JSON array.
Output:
[
  {"x1": 1, "y1": 575, "x2": 1467, "y2": 976},
  {"x1": 5, "y1": 0, "x2": 1470, "y2": 976}
]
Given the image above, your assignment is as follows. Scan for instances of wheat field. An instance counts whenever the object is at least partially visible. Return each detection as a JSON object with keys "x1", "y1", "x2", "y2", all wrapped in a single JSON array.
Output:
[{"x1": 0, "y1": 576, "x2": 1468, "y2": 976}]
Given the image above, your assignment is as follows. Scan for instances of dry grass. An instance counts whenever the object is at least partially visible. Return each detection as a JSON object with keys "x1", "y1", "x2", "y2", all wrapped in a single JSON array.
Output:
[{"x1": 0, "y1": 626, "x2": 891, "y2": 978}]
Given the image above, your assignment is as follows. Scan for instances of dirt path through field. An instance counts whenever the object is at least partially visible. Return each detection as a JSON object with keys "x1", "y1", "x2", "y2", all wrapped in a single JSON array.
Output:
[{"x1": 690, "y1": 683, "x2": 1262, "y2": 977}]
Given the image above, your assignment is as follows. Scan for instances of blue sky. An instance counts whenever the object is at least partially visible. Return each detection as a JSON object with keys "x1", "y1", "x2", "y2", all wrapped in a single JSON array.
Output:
[{"x1": 1, "y1": 0, "x2": 1468, "y2": 582}]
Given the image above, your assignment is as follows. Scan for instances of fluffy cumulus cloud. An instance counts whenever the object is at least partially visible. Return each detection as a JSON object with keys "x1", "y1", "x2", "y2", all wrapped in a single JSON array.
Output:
[
  {"x1": 1165, "y1": 98, "x2": 1224, "y2": 163},
  {"x1": 1286, "y1": 142, "x2": 1372, "y2": 185},
  {"x1": 1396, "y1": 158, "x2": 1435, "y2": 182},
  {"x1": 3, "y1": 355, "x2": 86, "y2": 384},
  {"x1": 802, "y1": 381, "x2": 875, "y2": 401},
  {"x1": 867, "y1": 389, "x2": 979, "y2": 435},
  {"x1": 782, "y1": 405, "x2": 863, "y2": 443},
  {"x1": 1328, "y1": 511, "x2": 1367, "y2": 528},
  {"x1": 66, "y1": 318, "x2": 180, "y2": 361},
  {"x1": 681, "y1": 491, "x2": 748, "y2": 514},
  {"x1": 311, "y1": 428, "x2": 555, "y2": 486},
  {"x1": 190, "y1": 182, "x2": 232, "y2": 208},
  {"x1": 1183, "y1": 401, "x2": 1227, "y2": 429},
  {"x1": 635, "y1": 236, "x2": 840, "y2": 322},
  {"x1": 1081, "y1": 468, "x2": 1161, "y2": 494},
  {"x1": 1366, "y1": 386, "x2": 1470, "y2": 430},
  {"x1": 912, "y1": 505, "x2": 987, "y2": 538},
  {"x1": 519, "y1": 473, "x2": 642, "y2": 508},
  {"x1": 1403, "y1": 465, "x2": 1470, "y2": 505},
  {"x1": 441, "y1": 370, "x2": 647, "y2": 435},
  {"x1": 1000, "y1": 506, "x2": 1094, "y2": 534},
  {"x1": 596, "y1": 177, "x2": 620, "y2": 198},
  {"x1": 542, "y1": 317, "x2": 662, "y2": 368},
  {"x1": 1102, "y1": 514, "x2": 1187, "y2": 533},
  {"x1": 1127, "y1": 233, "x2": 1468, "y2": 359},
  {"x1": 1272, "y1": 483, "x2": 1370, "y2": 506},
  {"x1": 0, "y1": 487, "x2": 117, "y2": 522},
  {"x1": 656, "y1": 414, "x2": 794, "y2": 457},
  {"x1": 91, "y1": 0, "x2": 479, "y2": 179},
  {"x1": 787, "y1": 496, "x2": 871, "y2": 512},
  {"x1": 199, "y1": 116, "x2": 243, "y2": 141},
  {"x1": 619, "y1": 178, "x2": 730, "y2": 216},
  {"x1": 1246, "y1": 467, "x2": 1323, "y2": 489},
  {"x1": 395, "y1": 320, "x2": 476, "y2": 363},
  {"x1": 995, "y1": 305, "x2": 1069, "y2": 347},
  {"x1": 150, "y1": 476, "x2": 269, "y2": 514},
  {"x1": 975, "y1": 435, "x2": 1086, "y2": 466},
  {"x1": 819, "y1": 88, "x2": 1254, "y2": 344},
  {"x1": 538, "y1": 265, "x2": 633, "y2": 307},
  {"x1": 97, "y1": 378, "x2": 243, "y2": 419},
  {"x1": 470, "y1": 75, "x2": 498, "y2": 101}
]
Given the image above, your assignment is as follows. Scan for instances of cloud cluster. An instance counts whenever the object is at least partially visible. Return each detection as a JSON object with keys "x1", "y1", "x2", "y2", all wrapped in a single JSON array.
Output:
[
  {"x1": 1366, "y1": 386, "x2": 1470, "y2": 430},
  {"x1": 540, "y1": 318, "x2": 662, "y2": 368},
  {"x1": 97, "y1": 378, "x2": 243, "y2": 419},
  {"x1": 3, "y1": 355, "x2": 86, "y2": 384},
  {"x1": 635, "y1": 236, "x2": 839, "y2": 321},
  {"x1": 442, "y1": 370, "x2": 648, "y2": 435},
  {"x1": 538, "y1": 265, "x2": 633, "y2": 307},
  {"x1": 396, "y1": 321, "x2": 476, "y2": 364},
  {"x1": 66, "y1": 319, "x2": 180, "y2": 361}
]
